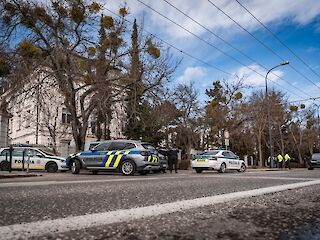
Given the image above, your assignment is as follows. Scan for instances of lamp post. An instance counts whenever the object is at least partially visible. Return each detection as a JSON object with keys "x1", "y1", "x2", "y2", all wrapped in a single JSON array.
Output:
[{"x1": 265, "y1": 61, "x2": 289, "y2": 168}]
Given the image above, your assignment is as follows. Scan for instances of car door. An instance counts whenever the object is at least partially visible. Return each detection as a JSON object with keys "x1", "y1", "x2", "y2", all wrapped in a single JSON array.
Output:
[
  {"x1": 27, "y1": 149, "x2": 46, "y2": 170},
  {"x1": 11, "y1": 149, "x2": 24, "y2": 169},
  {"x1": 104, "y1": 142, "x2": 128, "y2": 169},
  {"x1": 86, "y1": 142, "x2": 110, "y2": 167},
  {"x1": 222, "y1": 151, "x2": 232, "y2": 169},
  {"x1": 228, "y1": 151, "x2": 241, "y2": 169}
]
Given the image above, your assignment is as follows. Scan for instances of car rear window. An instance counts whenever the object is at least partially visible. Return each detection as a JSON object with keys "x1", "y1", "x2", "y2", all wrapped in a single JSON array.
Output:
[
  {"x1": 201, "y1": 151, "x2": 219, "y2": 156},
  {"x1": 142, "y1": 144, "x2": 155, "y2": 150},
  {"x1": 312, "y1": 153, "x2": 320, "y2": 160}
]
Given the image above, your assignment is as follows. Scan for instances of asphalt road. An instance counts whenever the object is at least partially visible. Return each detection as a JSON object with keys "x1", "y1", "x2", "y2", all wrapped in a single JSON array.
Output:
[{"x1": 1, "y1": 169, "x2": 320, "y2": 239}]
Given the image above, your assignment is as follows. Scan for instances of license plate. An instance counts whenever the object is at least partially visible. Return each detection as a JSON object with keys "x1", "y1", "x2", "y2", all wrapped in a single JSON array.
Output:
[{"x1": 197, "y1": 160, "x2": 205, "y2": 162}]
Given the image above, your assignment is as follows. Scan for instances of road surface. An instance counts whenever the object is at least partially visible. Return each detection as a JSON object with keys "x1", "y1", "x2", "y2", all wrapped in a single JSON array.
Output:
[{"x1": 1, "y1": 169, "x2": 320, "y2": 239}]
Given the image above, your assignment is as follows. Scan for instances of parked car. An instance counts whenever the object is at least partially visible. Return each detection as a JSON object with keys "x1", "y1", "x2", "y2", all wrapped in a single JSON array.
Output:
[
  {"x1": 308, "y1": 153, "x2": 320, "y2": 170},
  {"x1": 191, "y1": 149, "x2": 246, "y2": 173},
  {"x1": 66, "y1": 140, "x2": 160, "y2": 175},
  {"x1": 0, "y1": 147, "x2": 67, "y2": 172},
  {"x1": 156, "y1": 148, "x2": 169, "y2": 173}
]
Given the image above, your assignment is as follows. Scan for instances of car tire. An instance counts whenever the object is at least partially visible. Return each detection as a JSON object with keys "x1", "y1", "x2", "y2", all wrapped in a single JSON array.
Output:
[
  {"x1": 71, "y1": 159, "x2": 81, "y2": 174},
  {"x1": 238, "y1": 163, "x2": 246, "y2": 173},
  {"x1": 218, "y1": 163, "x2": 226, "y2": 173},
  {"x1": 195, "y1": 168, "x2": 203, "y2": 173},
  {"x1": 92, "y1": 170, "x2": 98, "y2": 175},
  {"x1": 46, "y1": 162, "x2": 58, "y2": 173},
  {"x1": 120, "y1": 160, "x2": 136, "y2": 176},
  {"x1": 0, "y1": 161, "x2": 9, "y2": 171}
]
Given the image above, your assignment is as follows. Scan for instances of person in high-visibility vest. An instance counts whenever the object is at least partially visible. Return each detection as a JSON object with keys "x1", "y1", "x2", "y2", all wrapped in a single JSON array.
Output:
[
  {"x1": 284, "y1": 153, "x2": 291, "y2": 170},
  {"x1": 277, "y1": 154, "x2": 283, "y2": 169}
]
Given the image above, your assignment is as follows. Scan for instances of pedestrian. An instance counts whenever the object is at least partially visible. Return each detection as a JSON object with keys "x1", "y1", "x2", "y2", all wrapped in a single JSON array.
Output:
[
  {"x1": 168, "y1": 146, "x2": 179, "y2": 173},
  {"x1": 284, "y1": 153, "x2": 291, "y2": 170},
  {"x1": 277, "y1": 154, "x2": 283, "y2": 169}
]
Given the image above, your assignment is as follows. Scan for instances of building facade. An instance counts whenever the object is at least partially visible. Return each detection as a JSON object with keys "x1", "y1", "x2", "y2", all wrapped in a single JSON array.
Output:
[{"x1": 7, "y1": 74, "x2": 126, "y2": 157}]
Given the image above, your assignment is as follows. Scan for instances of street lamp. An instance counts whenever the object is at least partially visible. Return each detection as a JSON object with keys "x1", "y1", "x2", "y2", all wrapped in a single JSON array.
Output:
[{"x1": 265, "y1": 61, "x2": 289, "y2": 168}]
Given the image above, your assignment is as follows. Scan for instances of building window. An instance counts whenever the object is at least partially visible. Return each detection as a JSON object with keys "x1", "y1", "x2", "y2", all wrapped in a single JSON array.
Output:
[
  {"x1": 25, "y1": 110, "x2": 31, "y2": 128},
  {"x1": 17, "y1": 114, "x2": 21, "y2": 131},
  {"x1": 62, "y1": 108, "x2": 71, "y2": 124},
  {"x1": 91, "y1": 120, "x2": 96, "y2": 134}
]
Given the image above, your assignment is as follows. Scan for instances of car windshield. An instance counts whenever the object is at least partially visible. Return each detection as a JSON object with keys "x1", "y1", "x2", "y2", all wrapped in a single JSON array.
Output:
[
  {"x1": 201, "y1": 151, "x2": 219, "y2": 156},
  {"x1": 37, "y1": 148, "x2": 55, "y2": 156}
]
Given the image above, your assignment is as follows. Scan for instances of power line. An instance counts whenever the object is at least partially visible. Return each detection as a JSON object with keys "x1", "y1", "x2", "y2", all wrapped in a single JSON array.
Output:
[
  {"x1": 135, "y1": 0, "x2": 307, "y2": 99},
  {"x1": 160, "y1": 0, "x2": 314, "y2": 99},
  {"x1": 234, "y1": 0, "x2": 320, "y2": 81},
  {"x1": 104, "y1": 7, "x2": 304, "y2": 99},
  {"x1": 207, "y1": 0, "x2": 320, "y2": 91}
]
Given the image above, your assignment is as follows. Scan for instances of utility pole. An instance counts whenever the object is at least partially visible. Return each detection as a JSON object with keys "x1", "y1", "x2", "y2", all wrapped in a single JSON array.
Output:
[
  {"x1": 35, "y1": 80, "x2": 40, "y2": 144},
  {"x1": 265, "y1": 61, "x2": 289, "y2": 168}
]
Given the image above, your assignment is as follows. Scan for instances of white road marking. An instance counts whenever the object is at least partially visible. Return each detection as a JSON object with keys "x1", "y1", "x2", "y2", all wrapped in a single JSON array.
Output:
[
  {"x1": 1, "y1": 179, "x2": 320, "y2": 240},
  {"x1": 0, "y1": 174, "x2": 318, "y2": 188}
]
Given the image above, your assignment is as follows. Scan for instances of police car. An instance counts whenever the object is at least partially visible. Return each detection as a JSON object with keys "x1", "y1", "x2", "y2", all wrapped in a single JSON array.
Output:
[
  {"x1": 191, "y1": 149, "x2": 246, "y2": 173},
  {"x1": 0, "y1": 147, "x2": 67, "y2": 172},
  {"x1": 66, "y1": 140, "x2": 160, "y2": 175}
]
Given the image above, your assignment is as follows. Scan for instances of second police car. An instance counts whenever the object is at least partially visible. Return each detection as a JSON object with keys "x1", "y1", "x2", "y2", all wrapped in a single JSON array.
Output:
[
  {"x1": 191, "y1": 149, "x2": 246, "y2": 173},
  {"x1": 0, "y1": 146, "x2": 67, "y2": 172},
  {"x1": 66, "y1": 140, "x2": 160, "y2": 175}
]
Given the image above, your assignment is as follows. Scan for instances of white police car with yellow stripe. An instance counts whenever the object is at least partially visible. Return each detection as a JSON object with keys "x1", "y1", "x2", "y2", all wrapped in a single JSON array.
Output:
[
  {"x1": 191, "y1": 149, "x2": 246, "y2": 173},
  {"x1": 0, "y1": 147, "x2": 67, "y2": 172},
  {"x1": 66, "y1": 140, "x2": 160, "y2": 175}
]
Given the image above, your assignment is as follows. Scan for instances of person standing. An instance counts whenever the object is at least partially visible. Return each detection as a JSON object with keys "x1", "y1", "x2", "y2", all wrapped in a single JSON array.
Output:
[
  {"x1": 168, "y1": 146, "x2": 178, "y2": 173},
  {"x1": 284, "y1": 153, "x2": 291, "y2": 170},
  {"x1": 277, "y1": 154, "x2": 283, "y2": 169}
]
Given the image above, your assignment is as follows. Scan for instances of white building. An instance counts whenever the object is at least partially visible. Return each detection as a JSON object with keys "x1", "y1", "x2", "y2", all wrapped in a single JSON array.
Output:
[{"x1": 7, "y1": 72, "x2": 126, "y2": 157}]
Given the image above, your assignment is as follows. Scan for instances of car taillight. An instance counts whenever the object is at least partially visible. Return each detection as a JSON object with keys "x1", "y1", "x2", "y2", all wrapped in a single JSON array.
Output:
[
  {"x1": 209, "y1": 157, "x2": 217, "y2": 161},
  {"x1": 140, "y1": 151, "x2": 151, "y2": 156}
]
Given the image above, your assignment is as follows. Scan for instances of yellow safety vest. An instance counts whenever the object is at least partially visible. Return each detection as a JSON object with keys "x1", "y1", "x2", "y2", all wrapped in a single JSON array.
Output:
[
  {"x1": 284, "y1": 154, "x2": 290, "y2": 162},
  {"x1": 277, "y1": 155, "x2": 283, "y2": 162}
]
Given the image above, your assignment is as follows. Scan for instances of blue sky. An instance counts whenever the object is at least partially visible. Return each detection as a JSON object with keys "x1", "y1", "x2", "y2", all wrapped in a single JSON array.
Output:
[{"x1": 101, "y1": 1, "x2": 318, "y2": 104}]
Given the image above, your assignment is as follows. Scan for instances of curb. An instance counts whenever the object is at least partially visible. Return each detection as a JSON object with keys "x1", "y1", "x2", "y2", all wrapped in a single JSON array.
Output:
[{"x1": 0, "y1": 173, "x2": 41, "y2": 179}]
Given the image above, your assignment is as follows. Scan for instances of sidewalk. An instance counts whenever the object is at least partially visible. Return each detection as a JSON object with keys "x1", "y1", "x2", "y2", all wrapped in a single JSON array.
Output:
[
  {"x1": 247, "y1": 167, "x2": 283, "y2": 172},
  {"x1": 0, "y1": 171, "x2": 41, "y2": 179}
]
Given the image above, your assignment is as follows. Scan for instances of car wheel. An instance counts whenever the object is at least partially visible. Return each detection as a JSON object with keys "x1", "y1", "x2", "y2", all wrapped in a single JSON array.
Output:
[
  {"x1": 92, "y1": 170, "x2": 98, "y2": 175},
  {"x1": 120, "y1": 160, "x2": 136, "y2": 176},
  {"x1": 238, "y1": 163, "x2": 246, "y2": 173},
  {"x1": 218, "y1": 163, "x2": 226, "y2": 173},
  {"x1": 46, "y1": 162, "x2": 58, "y2": 173},
  {"x1": 0, "y1": 161, "x2": 9, "y2": 171},
  {"x1": 71, "y1": 159, "x2": 81, "y2": 174},
  {"x1": 195, "y1": 168, "x2": 203, "y2": 173},
  {"x1": 308, "y1": 166, "x2": 314, "y2": 170}
]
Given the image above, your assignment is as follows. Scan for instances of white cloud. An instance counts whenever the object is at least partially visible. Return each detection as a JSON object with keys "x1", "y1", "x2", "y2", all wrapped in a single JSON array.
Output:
[
  {"x1": 176, "y1": 66, "x2": 207, "y2": 83},
  {"x1": 234, "y1": 64, "x2": 283, "y2": 87},
  {"x1": 103, "y1": 0, "x2": 320, "y2": 41}
]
